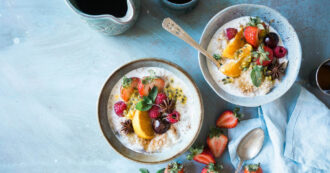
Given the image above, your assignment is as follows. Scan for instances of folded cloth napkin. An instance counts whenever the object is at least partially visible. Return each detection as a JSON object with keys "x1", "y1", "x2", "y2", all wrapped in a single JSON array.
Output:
[{"x1": 228, "y1": 84, "x2": 330, "y2": 173}]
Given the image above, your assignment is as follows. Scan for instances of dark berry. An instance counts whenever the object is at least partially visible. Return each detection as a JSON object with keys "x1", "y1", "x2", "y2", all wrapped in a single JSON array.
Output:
[
  {"x1": 155, "y1": 93, "x2": 167, "y2": 105},
  {"x1": 274, "y1": 46, "x2": 287, "y2": 58},
  {"x1": 263, "y1": 32, "x2": 279, "y2": 48},
  {"x1": 148, "y1": 105, "x2": 160, "y2": 119},
  {"x1": 114, "y1": 101, "x2": 127, "y2": 117},
  {"x1": 152, "y1": 119, "x2": 170, "y2": 134},
  {"x1": 166, "y1": 111, "x2": 180, "y2": 124},
  {"x1": 226, "y1": 28, "x2": 238, "y2": 40}
]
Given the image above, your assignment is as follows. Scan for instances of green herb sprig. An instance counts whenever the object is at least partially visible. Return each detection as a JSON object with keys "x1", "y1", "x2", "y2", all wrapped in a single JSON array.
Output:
[
  {"x1": 135, "y1": 86, "x2": 158, "y2": 111},
  {"x1": 250, "y1": 65, "x2": 264, "y2": 87},
  {"x1": 122, "y1": 76, "x2": 132, "y2": 88}
]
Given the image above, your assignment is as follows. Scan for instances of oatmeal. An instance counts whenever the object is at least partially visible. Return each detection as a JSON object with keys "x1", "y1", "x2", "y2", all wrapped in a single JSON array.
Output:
[
  {"x1": 108, "y1": 67, "x2": 197, "y2": 153},
  {"x1": 207, "y1": 16, "x2": 288, "y2": 97}
]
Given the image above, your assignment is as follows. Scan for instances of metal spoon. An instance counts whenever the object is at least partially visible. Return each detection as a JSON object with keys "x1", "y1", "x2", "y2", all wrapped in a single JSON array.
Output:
[
  {"x1": 235, "y1": 128, "x2": 265, "y2": 173},
  {"x1": 162, "y1": 17, "x2": 221, "y2": 68}
]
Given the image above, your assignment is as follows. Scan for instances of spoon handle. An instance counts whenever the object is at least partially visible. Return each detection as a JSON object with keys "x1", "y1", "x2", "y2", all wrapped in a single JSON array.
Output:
[
  {"x1": 162, "y1": 17, "x2": 221, "y2": 68},
  {"x1": 235, "y1": 160, "x2": 244, "y2": 173}
]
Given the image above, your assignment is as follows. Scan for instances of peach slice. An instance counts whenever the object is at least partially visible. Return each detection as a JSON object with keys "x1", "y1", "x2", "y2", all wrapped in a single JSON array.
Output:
[
  {"x1": 220, "y1": 44, "x2": 252, "y2": 77},
  {"x1": 222, "y1": 29, "x2": 245, "y2": 59}
]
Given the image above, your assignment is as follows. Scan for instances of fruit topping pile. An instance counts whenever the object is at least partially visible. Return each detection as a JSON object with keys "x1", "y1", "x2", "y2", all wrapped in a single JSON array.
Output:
[
  {"x1": 113, "y1": 70, "x2": 186, "y2": 140},
  {"x1": 215, "y1": 17, "x2": 288, "y2": 87}
]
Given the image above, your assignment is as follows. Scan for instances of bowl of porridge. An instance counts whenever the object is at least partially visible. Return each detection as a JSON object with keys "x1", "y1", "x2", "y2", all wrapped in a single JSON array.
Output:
[
  {"x1": 199, "y1": 4, "x2": 301, "y2": 107},
  {"x1": 98, "y1": 58, "x2": 203, "y2": 163}
]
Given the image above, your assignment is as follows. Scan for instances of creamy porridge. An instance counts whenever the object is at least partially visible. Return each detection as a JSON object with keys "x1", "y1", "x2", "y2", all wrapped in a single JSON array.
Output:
[
  {"x1": 207, "y1": 16, "x2": 288, "y2": 97},
  {"x1": 108, "y1": 67, "x2": 197, "y2": 153}
]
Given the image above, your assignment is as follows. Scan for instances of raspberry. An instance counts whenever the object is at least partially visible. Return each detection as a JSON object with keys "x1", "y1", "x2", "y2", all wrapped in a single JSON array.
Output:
[
  {"x1": 226, "y1": 28, "x2": 238, "y2": 40},
  {"x1": 166, "y1": 111, "x2": 180, "y2": 124},
  {"x1": 148, "y1": 105, "x2": 160, "y2": 119},
  {"x1": 114, "y1": 101, "x2": 127, "y2": 117},
  {"x1": 155, "y1": 93, "x2": 167, "y2": 105},
  {"x1": 274, "y1": 46, "x2": 287, "y2": 58}
]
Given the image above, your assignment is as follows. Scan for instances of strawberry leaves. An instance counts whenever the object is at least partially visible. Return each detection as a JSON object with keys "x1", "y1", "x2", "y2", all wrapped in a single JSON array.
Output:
[
  {"x1": 186, "y1": 145, "x2": 204, "y2": 160},
  {"x1": 208, "y1": 127, "x2": 223, "y2": 138},
  {"x1": 122, "y1": 76, "x2": 132, "y2": 88},
  {"x1": 233, "y1": 107, "x2": 244, "y2": 120},
  {"x1": 136, "y1": 86, "x2": 158, "y2": 111}
]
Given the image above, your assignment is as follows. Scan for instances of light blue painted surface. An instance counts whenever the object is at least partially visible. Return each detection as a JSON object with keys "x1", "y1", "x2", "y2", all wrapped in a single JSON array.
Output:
[{"x1": 0, "y1": 0, "x2": 329, "y2": 172}]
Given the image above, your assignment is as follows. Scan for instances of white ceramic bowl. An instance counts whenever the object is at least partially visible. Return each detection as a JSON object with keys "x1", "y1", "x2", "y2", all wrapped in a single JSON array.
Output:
[{"x1": 198, "y1": 4, "x2": 302, "y2": 107}]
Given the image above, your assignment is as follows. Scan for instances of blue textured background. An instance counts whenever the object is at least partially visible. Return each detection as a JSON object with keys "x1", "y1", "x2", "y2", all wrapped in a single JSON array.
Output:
[{"x1": 0, "y1": 0, "x2": 329, "y2": 172}]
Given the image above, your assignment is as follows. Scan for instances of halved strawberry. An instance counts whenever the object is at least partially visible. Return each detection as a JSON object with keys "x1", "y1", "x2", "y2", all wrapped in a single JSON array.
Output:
[
  {"x1": 138, "y1": 76, "x2": 165, "y2": 96},
  {"x1": 255, "y1": 45, "x2": 274, "y2": 66},
  {"x1": 164, "y1": 162, "x2": 184, "y2": 173},
  {"x1": 244, "y1": 26, "x2": 259, "y2": 48},
  {"x1": 216, "y1": 108, "x2": 243, "y2": 128},
  {"x1": 201, "y1": 163, "x2": 223, "y2": 173},
  {"x1": 187, "y1": 145, "x2": 215, "y2": 165},
  {"x1": 120, "y1": 77, "x2": 140, "y2": 102},
  {"x1": 206, "y1": 127, "x2": 228, "y2": 158},
  {"x1": 244, "y1": 163, "x2": 263, "y2": 173}
]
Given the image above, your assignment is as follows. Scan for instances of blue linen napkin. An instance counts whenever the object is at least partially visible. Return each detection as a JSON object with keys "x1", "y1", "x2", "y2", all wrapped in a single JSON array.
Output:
[{"x1": 228, "y1": 84, "x2": 330, "y2": 173}]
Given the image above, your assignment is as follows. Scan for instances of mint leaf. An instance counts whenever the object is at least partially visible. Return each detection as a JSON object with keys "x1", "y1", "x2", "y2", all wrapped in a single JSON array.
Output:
[
  {"x1": 156, "y1": 168, "x2": 165, "y2": 173},
  {"x1": 135, "y1": 86, "x2": 158, "y2": 111},
  {"x1": 148, "y1": 86, "x2": 158, "y2": 102},
  {"x1": 135, "y1": 100, "x2": 152, "y2": 111},
  {"x1": 143, "y1": 96, "x2": 153, "y2": 105},
  {"x1": 251, "y1": 66, "x2": 264, "y2": 87},
  {"x1": 139, "y1": 168, "x2": 149, "y2": 173}
]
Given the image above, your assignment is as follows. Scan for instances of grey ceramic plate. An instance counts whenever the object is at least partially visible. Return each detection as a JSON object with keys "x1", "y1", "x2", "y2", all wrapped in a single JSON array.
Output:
[
  {"x1": 98, "y1": 58, "x2": 203, "y2": 163},
  {"x1": 198, "y1": 4, "x2": 301, "y2": 107}
]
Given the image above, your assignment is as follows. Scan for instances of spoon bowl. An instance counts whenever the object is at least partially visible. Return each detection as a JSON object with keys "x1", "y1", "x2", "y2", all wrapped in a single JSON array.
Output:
[{"x1": 235, "y1": 128, "x2": 265, "y2": 173}]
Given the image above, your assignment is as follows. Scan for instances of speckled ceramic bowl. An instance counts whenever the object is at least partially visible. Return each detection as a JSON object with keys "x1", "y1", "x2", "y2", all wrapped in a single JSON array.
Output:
[
  {"x1": 199, "y1": 4, "x2": 301, "y2": 107},
  {"x1": 98, "y1": 58, "x2": 203, "y2": 163}
]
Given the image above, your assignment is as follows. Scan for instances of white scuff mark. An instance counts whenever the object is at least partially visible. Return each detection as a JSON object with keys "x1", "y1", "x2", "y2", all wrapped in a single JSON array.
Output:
[{"x1": 13, "y1": 37, "x2": 20, "y2": 44}]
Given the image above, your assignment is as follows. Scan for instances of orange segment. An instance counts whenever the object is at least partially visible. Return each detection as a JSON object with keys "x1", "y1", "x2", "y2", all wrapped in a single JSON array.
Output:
[
  {"x1": 220, "y1": 44, "x2": 252, "y2": 78},
  {"x1": 220, "y1": 61, "x2": 242, "y2": 77},
  {"x1": 222, "y1": 29, "x2": 245, "y2": 59},
  {"x1": 132, "y1": 110, "x2": 154, "y2": 139}
]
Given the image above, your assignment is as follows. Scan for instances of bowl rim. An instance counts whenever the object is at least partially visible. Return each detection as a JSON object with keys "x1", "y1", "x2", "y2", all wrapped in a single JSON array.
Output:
[
  {"x1": 198, "y1": 3, "x2": 302, "y2": 107},
  {"x1": 98, "y1": 58, "x2": 204, "y2": 164}
]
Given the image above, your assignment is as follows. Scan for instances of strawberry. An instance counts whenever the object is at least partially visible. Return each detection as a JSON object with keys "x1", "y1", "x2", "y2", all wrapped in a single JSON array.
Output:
[
  {"x1": 216, "y1": 108, "x2": 243, "y2": 128},
  {"x1": 244, "y1": 163, "x2": 263, "y2": 173},
  {"x1": 201, "y1": 163, "x2": 223, "y2": 173},
  {"x1": 206, "y1": 127, "x2": 228, "y2": 158},
  {"x1": 244, "y1": 26, "x2": 259, "y2": 48},
  {"x1": 187, "y1": 145, "x2": 215, "y2": 165},
  {"x1": 120, "y1": 77, "x2": 140, "y2": 102},
  {"x1": 255, "y1": 45, "x2": 274, "y2": 66},
  {"x1": 138, "y1": 76, "x2": 165, "y2": 97},
  {"x1": 164, "y1": 162, "x2": 184, "y2": 173}
]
